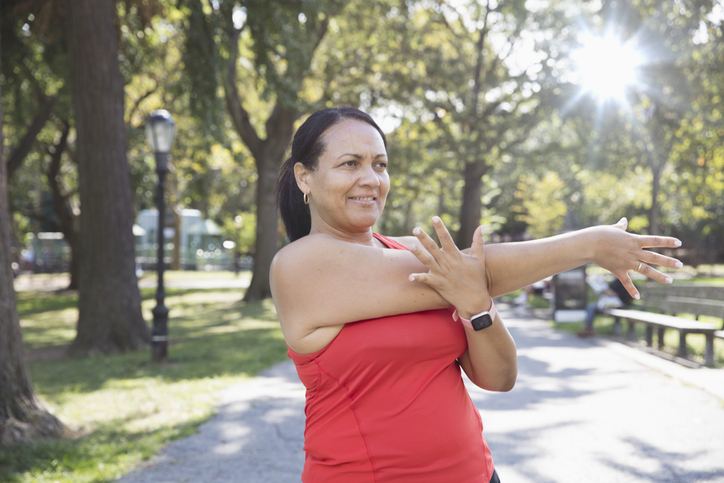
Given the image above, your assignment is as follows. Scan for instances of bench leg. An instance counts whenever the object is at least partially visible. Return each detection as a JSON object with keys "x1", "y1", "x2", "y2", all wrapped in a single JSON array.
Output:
[
  {"x1": 645, "y1": 325, "x2": 654, "y2": 347},
  {"x1": 613, "y1": 318, "x2": 621, "y2": 336},
  {"x1": 627, "y1": 320, "x2": 635, "y2": 340},
  {"x1": 657, "y1": 328, "x2": 665, "y2": 350},
  {"x1": 678, "y1": 331, "x2": 687, "y2": 358},
  {"x1": 705, "y1": 335, "x2": 714, "y2": 366}
]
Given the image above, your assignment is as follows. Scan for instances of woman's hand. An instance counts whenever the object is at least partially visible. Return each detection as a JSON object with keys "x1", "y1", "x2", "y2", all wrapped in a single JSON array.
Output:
[
  {"x1": 591, "y1": 217, "x2": 683, "y2": 300},
  {"x1": 408, "y1": 216, "x2": 490, "y2": 318},
  {"x1": 409, "y1": 216, "x2": 518, "y2": 392}
]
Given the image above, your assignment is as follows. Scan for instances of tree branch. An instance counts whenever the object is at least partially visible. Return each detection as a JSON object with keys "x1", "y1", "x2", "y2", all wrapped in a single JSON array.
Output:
[
  {"x1": 7, "y1": 94, "x2": 56, "y2": 178},
  {"x1": 224, "y1": 26, "x2": 263, "y2": 158}
]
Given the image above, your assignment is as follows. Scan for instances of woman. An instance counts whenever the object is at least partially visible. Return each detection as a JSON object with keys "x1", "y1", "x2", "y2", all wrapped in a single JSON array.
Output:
[{"x1": 270, "y1": 107, "x2": 681, "y2": 482}]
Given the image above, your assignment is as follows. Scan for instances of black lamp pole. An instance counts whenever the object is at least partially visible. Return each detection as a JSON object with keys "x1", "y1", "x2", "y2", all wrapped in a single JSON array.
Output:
[{"x1": 146, "y1": 110, "x2": 176, "y2": 363}]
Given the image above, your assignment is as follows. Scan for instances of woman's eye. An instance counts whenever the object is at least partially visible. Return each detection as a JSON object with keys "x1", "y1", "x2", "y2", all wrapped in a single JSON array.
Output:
[
  {"x1": 343, "y1": 160, "x2": 357, "y2": 167},
  {"x1": 377, "y1": 162, "x2": 388, "y2": 169}
]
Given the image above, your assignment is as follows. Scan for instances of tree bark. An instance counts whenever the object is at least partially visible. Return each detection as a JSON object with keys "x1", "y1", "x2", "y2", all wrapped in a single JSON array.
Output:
[
  {"x1": 46, "y1": 121, "x2": 79, "y2": 290},
  {"x1": 64, "y1": 0, "x2": 149, "y2": 356},
  {"x1": 0, "y1": 17, "x2": 66, "y2": 445},
  {"x1": 224, "y1": 29, "x2": 298, "y2": 301},
  {"x1": 456, "y1": 161, "x2": 488, "y2": 248},
  {"x1": 243, "y1": 113, "x2": 297, "y2": 302}
]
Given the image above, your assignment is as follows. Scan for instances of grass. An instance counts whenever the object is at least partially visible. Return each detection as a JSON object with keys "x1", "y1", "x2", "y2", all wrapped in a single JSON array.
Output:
[{"x1": 2, "y1": 286, "x2": 288, "y2": 483}]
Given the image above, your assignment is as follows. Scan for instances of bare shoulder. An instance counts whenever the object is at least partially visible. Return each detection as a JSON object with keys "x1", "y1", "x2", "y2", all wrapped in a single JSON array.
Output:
[
  {"x1": 384, "y1": 235, "x2": 418, "y2": 250},
  {"x1": 271, "y1": 233, "x2": 349, "y2": 278}
]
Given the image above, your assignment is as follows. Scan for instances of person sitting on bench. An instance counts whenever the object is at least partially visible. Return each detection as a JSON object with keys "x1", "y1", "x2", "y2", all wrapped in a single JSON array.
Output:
[{"x1": 577, "y1": 276, "x2": 634, "y2": 337}]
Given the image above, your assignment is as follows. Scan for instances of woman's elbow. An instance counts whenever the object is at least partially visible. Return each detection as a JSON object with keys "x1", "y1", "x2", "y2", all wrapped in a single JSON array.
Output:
[
  {"x1": 495, "y1": 373, "x2": 517, "y2": 392},
  {"x1": 490, "y1": 371, "x2": 517, "y2": 392},
  {"x1": 472, "y1": 367, "x2": 517, "y2": 392}
]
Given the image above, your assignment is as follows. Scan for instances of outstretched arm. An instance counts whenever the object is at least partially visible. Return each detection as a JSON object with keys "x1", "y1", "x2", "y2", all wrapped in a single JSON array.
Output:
[{"x1": 483, "y1": 218, "x2": 681, "y2": 300}]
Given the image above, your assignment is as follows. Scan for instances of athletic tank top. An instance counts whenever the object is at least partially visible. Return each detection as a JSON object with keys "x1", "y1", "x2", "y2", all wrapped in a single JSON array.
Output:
[{"x1": 287, "y1": 233, "x2": 495, "y2": 482}]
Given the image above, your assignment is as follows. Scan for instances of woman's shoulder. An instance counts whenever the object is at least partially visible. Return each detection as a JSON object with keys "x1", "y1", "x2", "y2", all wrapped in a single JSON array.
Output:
[
  {"x1": 273, "y1": 234, "x2": 328, "y2": 268},
  {"x1": 378, "y1": 234, "x2": 417, "y2": 250},
  {"x1": 271, "y1": 233, "x2": 360, "y2": 277}
]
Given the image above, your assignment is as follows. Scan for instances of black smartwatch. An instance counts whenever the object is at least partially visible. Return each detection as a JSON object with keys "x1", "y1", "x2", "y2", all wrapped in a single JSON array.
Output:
[{"x1": 453, "y1": 300, "x2": 497, "y2": 331}]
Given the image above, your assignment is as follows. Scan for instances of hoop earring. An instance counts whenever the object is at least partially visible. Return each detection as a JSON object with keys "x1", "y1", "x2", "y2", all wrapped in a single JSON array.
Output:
[{"x1": 303, "y1": 192, "x2": 309, "y2": 205}]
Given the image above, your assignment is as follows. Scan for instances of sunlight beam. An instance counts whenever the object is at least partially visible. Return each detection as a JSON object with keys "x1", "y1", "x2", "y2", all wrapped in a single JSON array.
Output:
[{"x1": 573, "y1": 35, "x2": 644, "y2": 104}]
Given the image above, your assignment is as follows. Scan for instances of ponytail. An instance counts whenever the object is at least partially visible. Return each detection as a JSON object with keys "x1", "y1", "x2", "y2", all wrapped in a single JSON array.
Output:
[
  {"x1": 276, "y1": 156, "x2": 311, "y2": 242},
  {"x1": 276, "y1": 107, "x2": 387, "y2": 242}
]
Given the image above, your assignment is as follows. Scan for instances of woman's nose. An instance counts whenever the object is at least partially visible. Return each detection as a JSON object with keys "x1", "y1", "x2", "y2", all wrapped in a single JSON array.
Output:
[{"x1": 359, "y1": 165, "x2": 381, "y2": 187}]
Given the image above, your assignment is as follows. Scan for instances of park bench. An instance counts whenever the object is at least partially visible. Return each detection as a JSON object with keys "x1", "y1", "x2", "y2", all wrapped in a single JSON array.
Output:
[{"x1": 601, "y1": 283, "x2": 724, "y2": 365}]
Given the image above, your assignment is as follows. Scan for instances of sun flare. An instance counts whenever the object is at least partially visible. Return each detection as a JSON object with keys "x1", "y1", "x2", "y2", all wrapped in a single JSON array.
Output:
[{"x1": 573, "y1": 35, "x2": 643, "y2": 103}]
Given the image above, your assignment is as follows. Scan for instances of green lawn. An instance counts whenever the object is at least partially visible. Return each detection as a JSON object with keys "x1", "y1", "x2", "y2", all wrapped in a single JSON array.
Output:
[{"x1": 3, "y1": 287, "x2": 288, "y2": 483}]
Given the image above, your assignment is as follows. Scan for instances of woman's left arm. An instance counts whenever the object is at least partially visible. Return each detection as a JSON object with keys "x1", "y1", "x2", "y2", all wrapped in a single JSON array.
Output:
[{"x1": 409, "y1": 218, "x2": 517, "y2": 391}]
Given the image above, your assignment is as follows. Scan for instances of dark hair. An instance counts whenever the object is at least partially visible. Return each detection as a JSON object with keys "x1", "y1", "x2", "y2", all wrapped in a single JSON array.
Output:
[{"x1": 276, "y1": 107, "x2": 387, "y2": 242}]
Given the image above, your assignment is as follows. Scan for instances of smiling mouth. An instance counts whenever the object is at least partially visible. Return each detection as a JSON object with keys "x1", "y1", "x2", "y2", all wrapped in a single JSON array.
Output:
[{"x1": 349, "y1": 196, "x2": 376, "y2": 201}]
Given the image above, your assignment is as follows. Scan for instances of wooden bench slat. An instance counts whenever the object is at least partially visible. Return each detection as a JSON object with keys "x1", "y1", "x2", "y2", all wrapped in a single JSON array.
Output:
[
  {"x1": 603, "y1": 309, "x2": 717, "y2": 332},
  {"x1": 602, "y1": 307, "x2": 717, "y2": 365},
  {"x1": 594, "y1": 282, "x2": 723, "y2": 365}
]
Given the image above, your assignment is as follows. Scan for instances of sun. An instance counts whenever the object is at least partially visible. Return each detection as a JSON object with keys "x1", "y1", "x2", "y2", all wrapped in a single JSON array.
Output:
[{"x1": 573, "y1": 35, "x2": 644, "y2": 103}]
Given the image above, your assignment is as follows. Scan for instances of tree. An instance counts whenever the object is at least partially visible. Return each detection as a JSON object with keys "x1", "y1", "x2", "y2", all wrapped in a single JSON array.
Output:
[
  {"x1": 64, "y1": 0, "x2": 149, "y2": 355},
  {"x1": 0, "y1": 9, "x2": 66, "y2": 444},
  {"x1": 181, "y1": 0, "x2": 344, "y2": 301}
]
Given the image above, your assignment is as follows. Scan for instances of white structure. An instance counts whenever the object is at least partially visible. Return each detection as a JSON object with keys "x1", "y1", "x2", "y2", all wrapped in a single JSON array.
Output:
[{"x1": 136, "y1": 209, "x2": 229, "y2": 270}]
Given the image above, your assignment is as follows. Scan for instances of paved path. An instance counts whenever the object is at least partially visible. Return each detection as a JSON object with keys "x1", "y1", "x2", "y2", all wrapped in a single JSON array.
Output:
[
  {"x1": 116, "y1": 306, "x2": 724, "y2": 483},
  {"x1": 12, "y1": 273, "x2": 252, "y2": 292}
]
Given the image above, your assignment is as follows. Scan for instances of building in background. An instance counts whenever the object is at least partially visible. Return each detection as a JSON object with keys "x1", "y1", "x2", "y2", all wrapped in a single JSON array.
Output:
[{"x1": 135, "y1": 209, "x2": 231, "y2": 271}]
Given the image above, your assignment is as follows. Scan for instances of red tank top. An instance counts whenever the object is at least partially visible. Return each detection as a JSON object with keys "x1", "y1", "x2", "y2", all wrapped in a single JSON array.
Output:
[{"x1": 287, "y1": 233, "x2": 495, "y2": 482}]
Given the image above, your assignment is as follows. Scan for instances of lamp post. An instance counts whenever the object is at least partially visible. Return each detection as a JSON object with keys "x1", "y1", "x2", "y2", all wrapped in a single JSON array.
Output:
[{"x1": 145, "y1": 109, "x2": 176, "y2": 363}]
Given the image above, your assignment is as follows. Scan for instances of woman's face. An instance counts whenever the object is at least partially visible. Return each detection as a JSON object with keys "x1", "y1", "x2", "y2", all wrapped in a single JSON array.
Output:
[{"x1": 297, "y1": 119, "x2": 390, "y2": 236}]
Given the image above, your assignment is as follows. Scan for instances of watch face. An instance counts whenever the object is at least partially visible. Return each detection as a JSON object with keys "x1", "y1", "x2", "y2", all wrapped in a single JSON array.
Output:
[{"x1": 471, "y1": 313, "x2": 493, "y2": 331}]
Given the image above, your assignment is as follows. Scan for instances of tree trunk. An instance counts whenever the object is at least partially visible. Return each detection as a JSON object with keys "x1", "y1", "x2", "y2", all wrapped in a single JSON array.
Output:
[
  {"x1": 223, "y1": 28, "x2": 299, "y2": 301},
  {"x1": 0, "y1": 19, "x2": 66, "y2": 445},
  {"x1": 65, "y1": 0, "x2": 149, "y2": 356},
  {"x1": 243, "y1": 109, "x2": 298, "y2": 302},
  {"x1": 456, "y1": 161, "x2": 488, "y2": 248}
]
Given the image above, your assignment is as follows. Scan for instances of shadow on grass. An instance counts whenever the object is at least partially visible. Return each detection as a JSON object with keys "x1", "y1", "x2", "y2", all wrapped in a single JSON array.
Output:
[{"x1": 0, "y1": 412, "x2": 210, "y2": 483}]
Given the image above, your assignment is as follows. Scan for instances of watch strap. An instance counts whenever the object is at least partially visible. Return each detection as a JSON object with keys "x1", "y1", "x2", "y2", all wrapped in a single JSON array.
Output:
[{"x1": 452, "y1": 299, "x2": 497, "y2": 331}]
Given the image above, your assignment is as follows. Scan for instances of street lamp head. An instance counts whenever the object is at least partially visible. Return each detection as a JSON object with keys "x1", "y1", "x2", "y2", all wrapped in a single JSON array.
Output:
[{"x1": 146, "y1": 109, "x2": 176, "y2": 157}]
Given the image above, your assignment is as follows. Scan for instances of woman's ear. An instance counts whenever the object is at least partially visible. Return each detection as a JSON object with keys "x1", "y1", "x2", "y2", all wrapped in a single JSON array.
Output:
[{"x1": 294, "y1": 162, "x2": 310, "y2": 195}]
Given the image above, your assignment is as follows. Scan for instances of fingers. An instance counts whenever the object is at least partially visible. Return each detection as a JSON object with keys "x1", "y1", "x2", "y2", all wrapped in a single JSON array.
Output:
[
  {"x1": 469, "y1": 225, "x2": 486, "y2": 259},
  {"x1": 638, "y1": 235, "x2": 682, "y2": 249},
  {"x1": 632, "y1": 262, "x2": 673, "y2": 285},
  {"x1": 638, "y1": 250, "x2": 684, "y2": 270},
  {"x1": 615, "y1": 273, "x2": 640, "y2": 300},
  {"x1": 408, "y1": 269, "x2": 430, "y2": 283},
  {"x1": 614, "y1": 217, "x2": 628, "y2": 231},
  {"x1": 431, "y1": 216, "x2": 458, "y2": 252},
  {"x1": 411, "y1": 216, "x2": 460, "y2": 261},
  {"x1": 412, "y1": 226, "x2": 441, "y2": 261}
]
